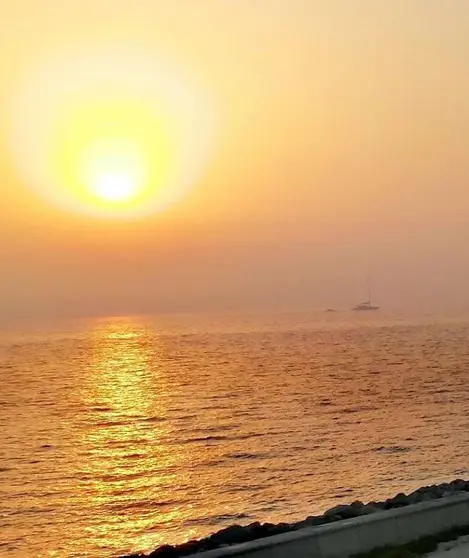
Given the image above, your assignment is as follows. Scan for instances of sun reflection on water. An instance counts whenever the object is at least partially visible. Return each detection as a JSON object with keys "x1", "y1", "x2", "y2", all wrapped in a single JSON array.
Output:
[{"x1": 77, "y1": 318, "x2": 190, "y2": 555}]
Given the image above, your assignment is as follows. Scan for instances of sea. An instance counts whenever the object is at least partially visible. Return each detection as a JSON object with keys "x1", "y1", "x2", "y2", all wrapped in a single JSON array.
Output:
[{"x1": 2, "y1": 311, "x2": 469, "y2": 557}]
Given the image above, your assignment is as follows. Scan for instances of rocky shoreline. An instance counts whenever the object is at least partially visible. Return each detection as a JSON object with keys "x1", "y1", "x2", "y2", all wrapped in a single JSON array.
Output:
[{"x1": 121, "y1": 479, "x2": 469, "y2": 558}]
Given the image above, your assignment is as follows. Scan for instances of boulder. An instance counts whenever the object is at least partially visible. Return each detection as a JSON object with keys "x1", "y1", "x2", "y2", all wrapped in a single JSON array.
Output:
[
  {"x1": 324, "y1": 504, "x2": 351, "y2": 518},
  {"x1": 323, "y1": 513, "x2": 342, "y2": 523},
  {"x1": 175, "y1": 541, "x2": 201, "y2": 556},
  {"x1": 245, "y1": 522, "x2": 268, "y2": 539},
  {"x1": 208, "y1": 524, "x2": 251, "y2": 546},
  {"x1": 450, "y1": 479, "x2": 469, "y2": 491},
  {"x1": 358, "y1": 504, "x2": 381, "y2": 515},
  {"x1": 367, "y1": 500, "x2": 385, "y2": 510},
  {"x1": 407, "y1": 491, "x2": 422, "y2": 505},
  {"x1": 324, "y1": 503, "x2": 364, "y2": 520},
  {"x1": 274, "y1": 522, "x2": 292, "y2": 534},
  {"x1": 384, "y1": 492, "x2": 408, "y2": 509},
  {"x1": 148, "y1": 545, "x2": 178, "y2": 558},
  {"x1": 253, "y1": 522, "x2": 282, "y2": 538},
  {"x1": 294, "y1": 516, "x2": 324, "y2": 530}
]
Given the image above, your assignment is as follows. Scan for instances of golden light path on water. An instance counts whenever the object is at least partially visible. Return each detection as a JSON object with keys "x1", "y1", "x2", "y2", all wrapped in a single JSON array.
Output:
[
  {"x1": 7, "y1": 46, "x2": 216, "y2": 218},
  {"x1": 78, "y1": 319, "x2": 198, "y2": 555}
]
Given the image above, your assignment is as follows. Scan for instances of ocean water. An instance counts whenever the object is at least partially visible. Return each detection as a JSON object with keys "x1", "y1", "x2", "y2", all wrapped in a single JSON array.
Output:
[{"x1": 2, "y1": 312, "x2": 469, "y2": 557}]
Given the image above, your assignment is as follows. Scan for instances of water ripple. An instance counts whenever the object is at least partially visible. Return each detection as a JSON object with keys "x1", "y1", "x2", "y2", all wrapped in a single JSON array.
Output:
[{"x1": 2, "y1": 314, "x2": 469, "y2": 556}]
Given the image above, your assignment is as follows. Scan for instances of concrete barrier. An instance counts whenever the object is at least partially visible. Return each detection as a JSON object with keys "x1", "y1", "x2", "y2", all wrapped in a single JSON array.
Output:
[{"x1": 188, "y1": 493, "x2": 469, "y2": 558}]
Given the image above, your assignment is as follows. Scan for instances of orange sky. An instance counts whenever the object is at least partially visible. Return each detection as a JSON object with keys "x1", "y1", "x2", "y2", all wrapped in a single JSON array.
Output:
[{"x1": 2, "y1": 1, "x2": 469, "y2": 320}]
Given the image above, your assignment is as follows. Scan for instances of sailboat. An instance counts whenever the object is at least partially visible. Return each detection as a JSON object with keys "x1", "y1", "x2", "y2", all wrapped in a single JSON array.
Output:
[{"x1": 353, "y1": 276, "x2": 379, "y2": 311}]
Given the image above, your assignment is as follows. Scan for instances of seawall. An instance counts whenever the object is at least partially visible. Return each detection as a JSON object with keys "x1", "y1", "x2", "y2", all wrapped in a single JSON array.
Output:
[{"x1": 188, "y1": 493, "x2": 469, "y2": 558}]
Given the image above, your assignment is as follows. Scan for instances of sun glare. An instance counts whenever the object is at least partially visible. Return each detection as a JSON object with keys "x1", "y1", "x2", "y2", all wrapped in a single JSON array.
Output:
[
  {"x1": 81, "y1": 138, "x2": 147, "y2": 204},
  {"x1": 92, "y1": 173, "x2": 139, "y2": 203},
  {"x1": 7, "y1": 46, "x2": 216, "y2": 219}
]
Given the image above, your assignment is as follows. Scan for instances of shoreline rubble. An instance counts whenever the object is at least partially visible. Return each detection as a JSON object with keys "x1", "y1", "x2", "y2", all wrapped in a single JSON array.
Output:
[{"x1": 120, "y1": 478, "x2": 469, "y2": 558}]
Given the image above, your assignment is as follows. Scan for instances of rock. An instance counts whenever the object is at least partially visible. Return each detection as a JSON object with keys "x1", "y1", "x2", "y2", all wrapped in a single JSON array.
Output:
[
  {"x1": 323, "y1": 503, "x2": 363, "y2": 520},
  {"x1": 209, "y1": 524, "x2": 251, "y2": 546},
  {"x1": 343, "y1": 501, "x2": 364, "y2": 518},
  {"x1": 199, "y1": 538, "x2": 219, "y2": 551},
  {"x1": 406, "y1": 491, "x2": 420, "y2": 505},
  {"x1": 274, "y1": 522, "x2": 292, "y2": 534},
  {"x1": 175, "y1": 541, "x2": 201, "y2": 556},
  {"x1": 384, "y1": 492, "x2": 408, "y2": 509},
  {"x1": 368, "y1": 500, "x2": 385, "y2": 509},
  {"x1": 193, "y1": 540, "x2": 211, "y2": 553},
  {"x1": 148, "y1": 545, "x2": 178, "y2": 558},
  {"x1": 411, "y1": 486, "x2": 433, "y2": 500},
  {"x1": 408, "y1": 485, "x2": 441, "y2": 503},
  {"x1": 421, "y1": 491, "x2": 436, "y2": 502},
  {"x1": 243, "y1": 521, "x2": 288, "y2": 540},
  {"x1": 323, "y1": 513, "x2": 342, "y2": 523},
  {"x1": 246, "y1": 521, "x2": 263, "y2": 537},
  {"x1": 324, "y1": 504, "x2": 351, "y2": 518},
  {"x1": 255, "y1": 522, "x2": 281, "y2": 537},
  {"x1": 294, "y1": 515, "x2": 324, "y2": 530},
  {"x1": 450, "y1": 479, "x2": 469, "y2": 491},
  {"x1": 434, "y1": 486, "x2": 448, "y2": 498},
  {"x1": 358, "y1": 504, "x2": 381, "y2": 515}
]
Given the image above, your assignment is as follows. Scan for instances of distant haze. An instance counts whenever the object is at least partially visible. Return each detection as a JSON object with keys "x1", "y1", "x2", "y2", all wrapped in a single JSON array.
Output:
[{"x1": 2, "y1": 1, "x2": 469, "y2": 320}]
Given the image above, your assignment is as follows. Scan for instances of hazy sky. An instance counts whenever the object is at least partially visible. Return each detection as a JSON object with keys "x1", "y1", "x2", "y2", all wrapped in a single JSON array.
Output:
[{"x1": 2, "y1": 1, "x2": 469, "y2": 320}]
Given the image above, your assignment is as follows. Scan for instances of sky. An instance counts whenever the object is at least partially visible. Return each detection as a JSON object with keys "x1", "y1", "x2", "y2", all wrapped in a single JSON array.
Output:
[{"x1": 1, "y1": 1, "x2": 469, "y2": 320}]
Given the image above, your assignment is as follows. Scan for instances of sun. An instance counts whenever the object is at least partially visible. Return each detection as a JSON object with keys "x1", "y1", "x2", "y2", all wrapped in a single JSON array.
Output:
[
  {"x1": 92, "y1": 173, "x2": 139, "y2": 203},
  {"x1": 80, "y1": 138, "x2": 147, "y2": 205},
  {"x1": 7, "y1": 46, "x2": 216, "y2": 219}
]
